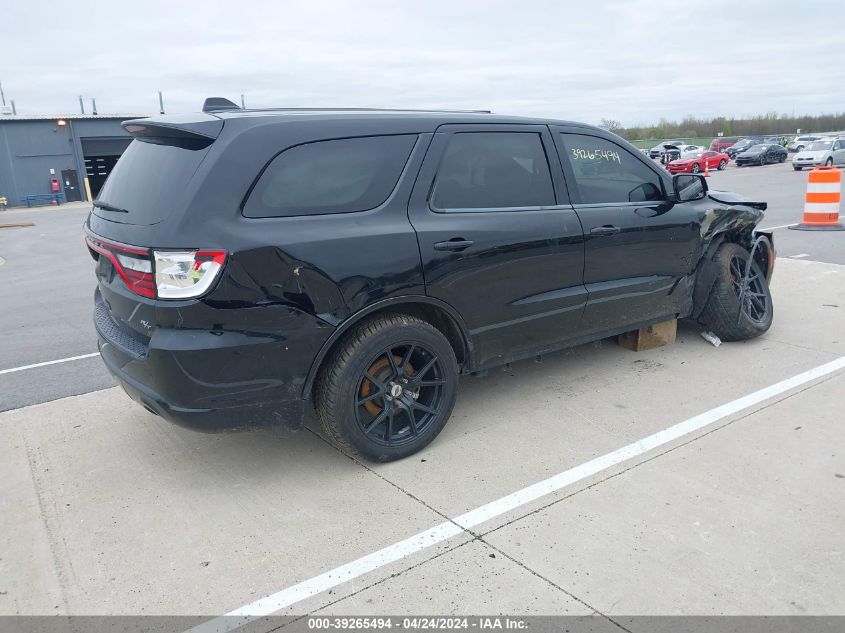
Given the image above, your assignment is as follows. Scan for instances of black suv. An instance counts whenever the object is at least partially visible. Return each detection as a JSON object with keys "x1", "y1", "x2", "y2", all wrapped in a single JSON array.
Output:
[{"x1": 86, "y1": 100, "x2": 775, "y2": 461}]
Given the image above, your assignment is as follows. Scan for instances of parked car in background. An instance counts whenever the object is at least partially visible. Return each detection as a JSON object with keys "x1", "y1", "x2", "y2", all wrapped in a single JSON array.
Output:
[
  {"x1": 660, "y1": 144, "x2": 702, "y2": 164},
  {"x1": 649, "y1": 139, "x2": 684, "y2": 159},
  {"x1": 710, "y1": 137, "x2": 738, "y2": 152},
  {"x1": 726, "y1": 137, "x2": 764, "y2": 158},
  {"x1": 791, "y1": 138, "x2": 845, "y2": 170},
  {"x1": 667, "y1": 150, "x2": 730, "y2": 174},
  {"x1": 787, "y1": 135, "x2": 823, "y2": 153},
  {"x1": 735, "y1": 144, "x2": 788, "y2": 166}
]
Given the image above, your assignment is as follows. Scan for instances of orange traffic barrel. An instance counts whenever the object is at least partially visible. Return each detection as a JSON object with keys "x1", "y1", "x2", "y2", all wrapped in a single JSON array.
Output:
[{"x1": 790, "y1": 165, "x2": 844, "y2": 231}]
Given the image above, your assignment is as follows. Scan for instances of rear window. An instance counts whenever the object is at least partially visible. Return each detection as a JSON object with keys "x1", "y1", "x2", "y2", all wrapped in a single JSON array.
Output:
[
  {"x1": 243, "y1": 135, "x2": 416, "y2": 218},
  {"x1": 94, "y1": 140, "x2": 211, "y2": 225}
]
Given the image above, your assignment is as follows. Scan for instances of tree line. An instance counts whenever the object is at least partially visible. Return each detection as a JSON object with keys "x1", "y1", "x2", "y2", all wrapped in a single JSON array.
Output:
[{"x1": 599, "y1": 113, "x2": 845, "y2": 141}]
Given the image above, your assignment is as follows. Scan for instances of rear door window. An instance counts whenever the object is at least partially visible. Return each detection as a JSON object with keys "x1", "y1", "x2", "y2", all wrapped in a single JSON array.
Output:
[
  {"x1": 243, "y1": 135, "x2": 416, "y2": 218},
  {"x1": 558, "y1": 133, "x2": 664, "y2": 205},
  {"x1": 430, "y1": 132, "x2": 555, "y2": 210}
]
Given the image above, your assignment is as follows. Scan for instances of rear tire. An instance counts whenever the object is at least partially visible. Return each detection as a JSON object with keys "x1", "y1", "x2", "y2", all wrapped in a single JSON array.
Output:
[
  {"x1": 315, "y1": 314, "x2": 458, "y2": 462},
  {"x1": 718, "y1": 159, "x2": 727, "y2": 170},
  {"x1": 698, "y1": 242, "x2": 773, "y2": 342}
]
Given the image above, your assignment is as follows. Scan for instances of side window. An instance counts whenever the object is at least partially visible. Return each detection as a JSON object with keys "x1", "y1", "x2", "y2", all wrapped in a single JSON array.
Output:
[
  {"x1": 243, "y1": 135, "x2": 416, "y2": 218},
  {"x1": 431, "y1": 132, "x2": 555, "y2": 210},
  {"x1": 559, "y1": 133, "x2": 664, "y2": 205}
]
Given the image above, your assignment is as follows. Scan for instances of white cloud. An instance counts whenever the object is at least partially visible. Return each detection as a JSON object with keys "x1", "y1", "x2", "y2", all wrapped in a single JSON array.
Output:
[{"x1": 2, "y1": 0, "x2": 842, "y2": 126}]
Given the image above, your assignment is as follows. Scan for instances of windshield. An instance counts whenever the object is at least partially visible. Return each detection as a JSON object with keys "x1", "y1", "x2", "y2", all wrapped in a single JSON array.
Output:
[
  {"x1": 806, "y1": 140, "x2": 833, "y2": 151},
  {"x1": 746, "y1": 144, "x2": 767, "y2": 151}
]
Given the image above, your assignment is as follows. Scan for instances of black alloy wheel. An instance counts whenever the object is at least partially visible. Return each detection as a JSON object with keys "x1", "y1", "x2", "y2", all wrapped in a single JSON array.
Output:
[
  {"x1": 355, "y1": 344, "x2": 446, "y2": 447},
  {"x1": 698, "y1": 242, "x2": 773, "y2": 341},
  {"x1": 315, "y1": 313, "x2": 459, "y2": 461},
  {"x1": 729, "y1": 255, "x2": 769, "y2": 325}
]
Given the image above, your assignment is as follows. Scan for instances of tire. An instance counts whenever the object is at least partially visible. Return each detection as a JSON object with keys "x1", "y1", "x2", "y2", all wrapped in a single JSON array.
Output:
[
  {"x1": 692, "y1": 163, "x2": 700, "y2": 173},
  {"x1": 315, "y1": 313, "x2": 459, "y2": 462},
  {"x1": 793, "y1": 165, "x2": 802, "y2": 171},
  {"x1": 718, "y1": 159, "x2": 727, "y2": 170},
  {"x1": 698, "y1": 242, "x2": 773, "y2": 342},
  {"x1": 779, "y1": 154, "x2": 786, "y2": 163},
  {"x1": 759, "y1": 156, "x2": 765, "y2": 166},
  {"x1": 826, "y1": 157, "x2": 834, "y2": 166}
]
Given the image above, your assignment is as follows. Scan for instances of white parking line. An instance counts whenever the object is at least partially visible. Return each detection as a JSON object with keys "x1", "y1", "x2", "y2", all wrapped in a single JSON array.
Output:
[
  {"x1": 758, "y1": 223, "x2": 795, "y2": 231},
  {"x1": 0, "y1": 352, "x2": 100, "y2": 376},
  {"x1": 790, "y1": 254, "x2": 810, "y2": 259},
  {"x1": 188, "y1": 355, "x2": 845, "y2": 633}
]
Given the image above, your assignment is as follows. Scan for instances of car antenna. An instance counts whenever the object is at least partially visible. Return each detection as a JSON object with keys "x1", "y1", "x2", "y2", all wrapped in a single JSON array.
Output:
[{"x1": 202, "y1": 97, "x2": 241, "y2": 113}]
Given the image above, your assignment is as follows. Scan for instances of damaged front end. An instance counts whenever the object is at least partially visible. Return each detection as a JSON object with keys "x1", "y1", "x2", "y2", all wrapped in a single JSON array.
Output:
[{"x1": 689, "y1": 189, "x2": 775, "y2": 320}]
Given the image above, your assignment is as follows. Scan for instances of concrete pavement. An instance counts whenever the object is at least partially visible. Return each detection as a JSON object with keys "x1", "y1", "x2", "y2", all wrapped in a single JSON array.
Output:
[{"x1": 1, "y1": 258, "x2": 843, "y2": 624}]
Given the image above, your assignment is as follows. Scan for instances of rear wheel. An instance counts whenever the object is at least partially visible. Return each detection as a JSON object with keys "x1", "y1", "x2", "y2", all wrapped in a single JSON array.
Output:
[
  {"x1": 699, "y1": 242, "x2": 773, "y2": 342},
  {"x1": 718, "y1": 159, "x2": 727, "y2": 170},
  {"x1": 315, "y1": 314, "x2": 458, "y2": 461}
]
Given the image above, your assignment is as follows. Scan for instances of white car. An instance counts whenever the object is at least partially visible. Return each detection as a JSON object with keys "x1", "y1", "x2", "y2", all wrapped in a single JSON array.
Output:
[
  {"x1": 792, "y1": 138, "x2": 845, "y2": 171},
  {"x1": 787, "y1": 135, "x2": 823, "y2": 152}
]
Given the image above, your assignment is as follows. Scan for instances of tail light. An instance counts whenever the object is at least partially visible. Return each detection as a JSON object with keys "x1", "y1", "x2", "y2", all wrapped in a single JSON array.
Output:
[
  {"x1": 153, "y1": 250, "x2": 226, "y2": 299},
  {"x1": 85, "y1": 235, "x2": 225, "y2": 300}
]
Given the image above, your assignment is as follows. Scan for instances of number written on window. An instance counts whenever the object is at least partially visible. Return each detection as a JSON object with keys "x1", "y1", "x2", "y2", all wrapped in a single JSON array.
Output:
[{"x1": 559, "y1": 133, "x2": 663, "y2": 205}]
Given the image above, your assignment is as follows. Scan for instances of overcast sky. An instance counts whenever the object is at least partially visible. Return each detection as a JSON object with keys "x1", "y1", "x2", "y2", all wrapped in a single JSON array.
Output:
[{"x1": 3, "y1": 0, "x2": 843, "y2": 126}]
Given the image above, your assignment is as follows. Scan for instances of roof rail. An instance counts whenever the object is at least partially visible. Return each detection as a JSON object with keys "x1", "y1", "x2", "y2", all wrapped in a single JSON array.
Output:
[{"x1": 228, "y1": 106, "x2": 493, "y2": 114}]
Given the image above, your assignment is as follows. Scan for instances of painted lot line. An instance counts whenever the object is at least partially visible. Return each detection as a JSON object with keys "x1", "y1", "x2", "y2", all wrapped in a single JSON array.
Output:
[
  {"x1": 189, "y1": 355, "x2": 845, "y2": 633},
  {"x1": 0, "y1": 352, "x2": 99, "y2": 375}
]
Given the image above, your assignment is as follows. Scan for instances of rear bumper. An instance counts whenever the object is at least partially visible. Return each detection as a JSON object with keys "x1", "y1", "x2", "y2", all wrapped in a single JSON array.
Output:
[{"x1": 94, "y1": 289, "x2": 326, "y2": 430}]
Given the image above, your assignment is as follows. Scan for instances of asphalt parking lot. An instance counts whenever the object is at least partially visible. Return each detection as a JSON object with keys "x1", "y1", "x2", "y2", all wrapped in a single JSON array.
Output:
[{"x1": 1, "y1": 161, "x2": 844, "y2": 628}]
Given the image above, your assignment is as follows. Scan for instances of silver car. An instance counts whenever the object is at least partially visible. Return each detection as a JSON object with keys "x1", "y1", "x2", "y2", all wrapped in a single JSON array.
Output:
[
  {"x1": 787, "y1": 135, "x2": 822, "y2": 152},
  {"x1": 791, "y1": 138, "x2": 845, "y2": 171}
]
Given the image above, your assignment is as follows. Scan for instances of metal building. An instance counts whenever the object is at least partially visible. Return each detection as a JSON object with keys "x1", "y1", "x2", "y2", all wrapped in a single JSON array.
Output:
[{"x1": 0, "y1": 113, "x2": 145, "y2": 207}]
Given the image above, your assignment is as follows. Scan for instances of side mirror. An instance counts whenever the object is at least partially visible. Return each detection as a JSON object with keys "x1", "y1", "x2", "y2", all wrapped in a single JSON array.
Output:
[{"x1": 673, "y1": 173, "x2": 708, "y2": 202}]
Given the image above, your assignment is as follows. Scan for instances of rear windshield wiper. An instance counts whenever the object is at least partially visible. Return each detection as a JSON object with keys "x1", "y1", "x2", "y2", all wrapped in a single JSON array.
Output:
[{"x1": 93, "y1": 200, "x2": 130, "y2": 214}]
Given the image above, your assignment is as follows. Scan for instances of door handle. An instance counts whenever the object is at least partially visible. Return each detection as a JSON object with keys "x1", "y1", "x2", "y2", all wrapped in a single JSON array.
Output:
[
  {"x1": 434, "y1": 238, "x2": 474, "y2": 251},
  {"x1": 589, "y1": 225, "x2": 621, "y2": 236}
]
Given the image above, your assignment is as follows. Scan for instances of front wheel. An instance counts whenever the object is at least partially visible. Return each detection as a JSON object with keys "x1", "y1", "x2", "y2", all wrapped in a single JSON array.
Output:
[
  {"x1": 718, "y1": 159, "x2": 727, "y2": 170},
  {"x1": 315, "y1": 313, "x2": 459, "y2": 461},
  {"x1": 826, "y1": 157, "x2": 834, "y2": 166},
  {"x1": 793, "y1": 165, "x2": 803, "y2": 171},
  {"x1": 692, "y1": 163, "x2": 701, "y2": 173},
  {"x1": 699, "y1": 242, "x2": 773, "y2": 342}
]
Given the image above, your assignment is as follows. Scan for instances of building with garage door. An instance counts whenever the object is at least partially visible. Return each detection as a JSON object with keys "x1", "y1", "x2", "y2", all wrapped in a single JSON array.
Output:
[{"x1": 0, "y1": 113, "x2": 145, "y2": 207}]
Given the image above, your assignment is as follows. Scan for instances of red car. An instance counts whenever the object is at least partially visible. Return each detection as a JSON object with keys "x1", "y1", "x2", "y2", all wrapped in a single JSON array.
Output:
[
  {"x1": 667, "y1": 150, "x2": 730, "y2": 174},
  {"x1": 709, "y1": 137, "x2": 738, "y2": 152}
]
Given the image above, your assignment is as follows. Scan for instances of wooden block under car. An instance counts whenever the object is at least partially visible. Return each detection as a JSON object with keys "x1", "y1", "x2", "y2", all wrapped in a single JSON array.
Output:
[{"x1": 617, "y1": 319, "x2": 677, "y2": 352}]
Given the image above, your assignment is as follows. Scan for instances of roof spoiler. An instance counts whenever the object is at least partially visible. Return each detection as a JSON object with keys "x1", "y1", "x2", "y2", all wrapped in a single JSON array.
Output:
[
  {"x1": 202, "y1": 97, "x2": 241, "y2": 113},
  {"x1": 122, "y1": 116, "x2": 223, "y2": 149}
]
